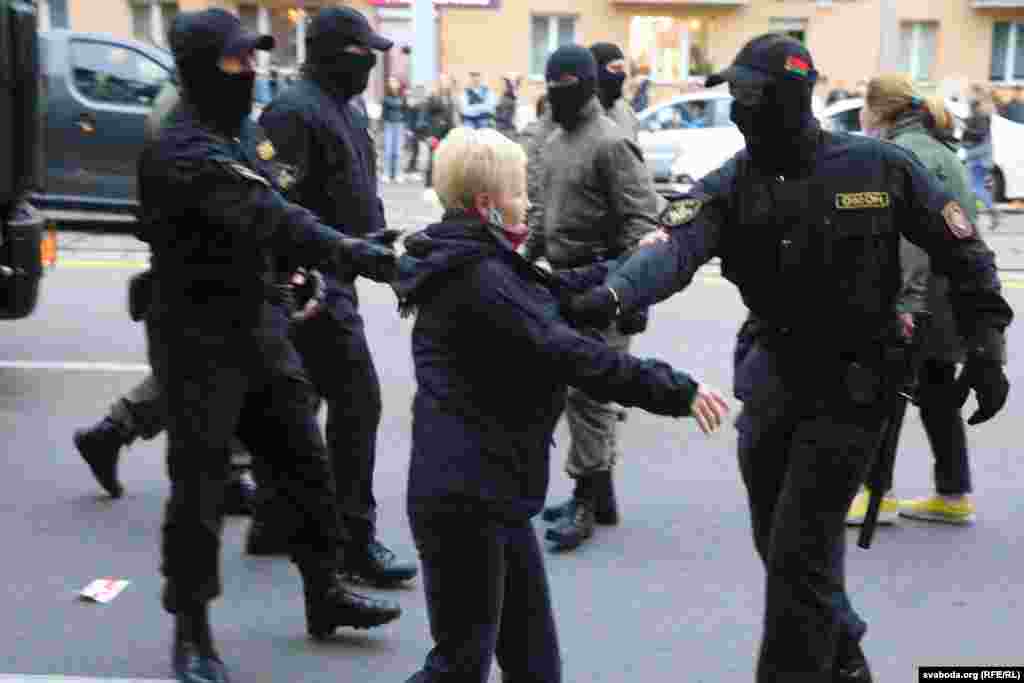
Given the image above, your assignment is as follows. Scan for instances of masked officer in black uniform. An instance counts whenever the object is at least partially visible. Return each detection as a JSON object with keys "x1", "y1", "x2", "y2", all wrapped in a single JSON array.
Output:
[
  {"x1": 143, "y1": 10, "x2": 402, "y2": 682},
  {"x1": 566, "y1": 35, "x2": 1012, "y2": 682},
  {"x1": 253, "y1": 6, "x2": 417, "y2": 588}
]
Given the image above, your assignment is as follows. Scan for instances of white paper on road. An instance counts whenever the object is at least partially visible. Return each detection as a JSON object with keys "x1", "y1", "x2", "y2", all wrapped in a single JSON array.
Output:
[{"x1": 78, "y1": 578, "x2": 130, "y2": 604}]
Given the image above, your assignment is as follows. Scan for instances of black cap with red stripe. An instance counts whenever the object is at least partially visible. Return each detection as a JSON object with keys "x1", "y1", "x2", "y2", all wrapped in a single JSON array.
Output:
[{"x1": 705, "y1": 34, "x2": 817, "y2": 89}]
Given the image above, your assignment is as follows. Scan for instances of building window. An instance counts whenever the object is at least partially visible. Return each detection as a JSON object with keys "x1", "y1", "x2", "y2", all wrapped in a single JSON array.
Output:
[
  {"x1": 267, "y1": 6, "x2": 320, "y2": 70},
  {"x1": 991, "y1": 22, "x2": 1024, "y2": 83},
  {"x1": 629, "y1": 17, "x2": 711, "y2": 84},
  {"x1": 899, "y1": 21, "x2": 938, "y2": 83},
  {"x1": 770, "y1": 17, "x2": 807, "y2": 45},
  {"x1": 129, "y1": 1, "x2": 179, "y2": 47},
  {"x1": 530, "y1": 15, "x2": 577, "y2": 79},
  {"x1": 49, "y1": 0, "x2": 69, "y2": 29}
]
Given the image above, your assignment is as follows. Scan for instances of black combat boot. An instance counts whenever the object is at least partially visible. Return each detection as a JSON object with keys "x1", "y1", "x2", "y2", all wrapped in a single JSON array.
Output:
[
  {"x1": 222, "y1": 467, "x2": 257, "y2": 516},
  {"x1": 297, "y1": 559, "x2": 402, "y2": 640},
  {"x1": 541, "y1": 478, "x2": 582, "y2": 523},
  {"x1": 172, "y1": 606, "x2": 230, "y2": 683},
  {"x1": 835, "y1": 640, "x2": 873, "y2": 682},
  {"x1": 591, "y1": 469, "x2": 619, "y2": 526},
  {"x1": 344, "y1": 538, "x2": 419, "y2": 588},
  {"x1": 545, "y1": 477, "x2": 596, "y2": 551},
  {"x1": 73, "y1": 417, "x2": 128, "y2": 498}
]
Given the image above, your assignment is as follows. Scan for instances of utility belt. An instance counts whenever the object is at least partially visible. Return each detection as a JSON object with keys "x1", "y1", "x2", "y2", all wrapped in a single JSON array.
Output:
[{"x1": 742, "y1": 316, "x2": 908, "y2": 405}]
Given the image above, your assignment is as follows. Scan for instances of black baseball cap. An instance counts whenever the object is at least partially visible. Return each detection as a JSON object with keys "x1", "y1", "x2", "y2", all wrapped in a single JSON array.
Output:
[
  {"x1": 169, "y1": 8, "x2": 274, "y2": 63},
  {"x1": 307, "y1": 7, "x2": 393, "y2": 51},
  {"x1": 705, "y1": 34, "x2": 817, "y2": 88}
]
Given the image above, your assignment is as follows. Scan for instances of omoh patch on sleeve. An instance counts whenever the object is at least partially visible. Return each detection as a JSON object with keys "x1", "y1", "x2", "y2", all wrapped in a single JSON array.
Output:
[
  {"x1": 660, "y1": 197, "x2": 702, "y2": 228},
  {"x1": 942, "y1": 201, "x2": 975, "y2": 239}
]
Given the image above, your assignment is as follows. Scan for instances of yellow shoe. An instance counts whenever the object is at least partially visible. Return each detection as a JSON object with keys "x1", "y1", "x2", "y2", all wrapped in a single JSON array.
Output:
[
  {"x1": 846, "y1": 488, "x2": 899, "y2": 526},
  {"x1": 899, "y1": 495, "x2": 976, "y2": 525}
]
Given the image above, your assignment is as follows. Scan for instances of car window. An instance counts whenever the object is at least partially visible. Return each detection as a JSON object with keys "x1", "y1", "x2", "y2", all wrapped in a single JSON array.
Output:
[
  {"x1": 828, "y1": 106, "x2": 862, "y2": 134},
  {"x1": 709, "y1": 98, "x2": 735, "y2": 127},
  {"x1": 69, "y1": 40, "x2": 171, "y2": 107}
]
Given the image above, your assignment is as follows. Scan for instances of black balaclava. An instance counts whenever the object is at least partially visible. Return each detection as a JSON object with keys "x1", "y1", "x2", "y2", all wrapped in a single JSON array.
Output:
[
  {"x1": 307, "y1": 42, "x2": 378, "y2": 101},
  {"x1": 170, "y1": 10, "x2": 262, "y2": 135},
  {"x1": 545, "y1": 46, "x2": 598, "y2": 130},
  {"x1": 716, "y1": 35, "x2": 818, "y2": 176},
  {"x1": 305, "y1": 7, "x2": 390, "y2": 102},
  {"x1": 590, "y1": 42, "x2": 626, "y2": 110}
]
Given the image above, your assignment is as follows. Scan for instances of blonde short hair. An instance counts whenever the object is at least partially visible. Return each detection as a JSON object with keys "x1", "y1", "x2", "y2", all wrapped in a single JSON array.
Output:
[
  {"x1": 866, "y1": 73, "x2": 955, "y2": 135},
  {"x1": 433, "y1": 127, "x2": 527, "y2": 211}
]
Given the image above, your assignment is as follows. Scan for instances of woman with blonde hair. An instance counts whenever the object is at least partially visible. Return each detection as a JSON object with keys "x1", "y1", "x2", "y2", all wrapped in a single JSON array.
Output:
[
  {"x1": 394, "y1": 127, "x2": 728, "y2": 683},
  {"x1": 846, "y1": 73, "x2": 980, "y2": 527}
]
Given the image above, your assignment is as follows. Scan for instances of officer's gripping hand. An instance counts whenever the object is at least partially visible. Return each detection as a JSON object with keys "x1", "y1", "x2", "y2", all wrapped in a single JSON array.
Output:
[
  {"x1": 365, "y1": 228, "x2": 405, "y2": 247},
  {"x1": 953, "y1": 356, "x2": 1010, "y2": 425},
  {"x1": 690, "y1": 383, "x2": 730, "y2": 435},
  {"x1": 563, "y1": 286, "x2": 618, "y2": 330},
  {"x1": 337, "y1": 236, "x2": 399, "y2": 284}
]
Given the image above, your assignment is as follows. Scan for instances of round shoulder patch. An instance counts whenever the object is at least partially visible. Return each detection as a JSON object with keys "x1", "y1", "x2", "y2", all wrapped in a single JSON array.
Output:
[
  {"x1": 942, "y1": 201, "x2": 975, "y2": 240},
  {"x1": 660, "y1": 197, "x2": 703, "y2": 228},
  {"x1": 257, "y1": 140, "x2": 276, "y2": 161}
]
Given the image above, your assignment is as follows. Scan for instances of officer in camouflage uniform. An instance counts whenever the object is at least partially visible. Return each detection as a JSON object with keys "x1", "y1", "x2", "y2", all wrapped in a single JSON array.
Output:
[
  {"x1": 524, "y1": 45, "x2": 662, "y2": 551},
  {"x1": 566, "y1": 35, "x2": 1012, "y2": 681}
]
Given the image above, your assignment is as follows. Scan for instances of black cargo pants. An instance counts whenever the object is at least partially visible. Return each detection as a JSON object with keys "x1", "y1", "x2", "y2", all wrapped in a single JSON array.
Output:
[
  {"x1": 290, "y1": 283, "x2": 382, "y2": 547},
  {"x1": 734, "y1": 342, "x2": 884, "y2": 681},
  {"x1": 146, "y1": 300, "x2": 341, "y2": 613}
]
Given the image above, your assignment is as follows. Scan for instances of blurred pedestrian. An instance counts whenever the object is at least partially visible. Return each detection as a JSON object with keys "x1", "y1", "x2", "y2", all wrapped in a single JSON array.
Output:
[
  {"x1": 962, "y1": 83, "x2": 1002, "y2": 229},
  {"x1": 629, "y1": 69, "x2": 650, "y2": 112},
  {"x1": 405, "y1": 83, "x2": 429, "y2": 176},
  {"x1": 256, "y1": 6, "x2": 419, "y2": 589},
  {"x1": 525, "y1": 46, "x2": 664, "y2": 552},
  {"x1": 1002, "y1": 84, "x2": 1024, "y2": 123},
  {"x1": 424, "y1": 73, "x2": 458, "y2": 188},
  {"x1": 381, "y1": 75, "x2": 407, "y2": 183},
  {"x1": 394, "y1": 126, "x2": 728, "y2": 683},
  {"x1": 461, "y1": 70, "x2": 496, "y2": 129},
  {"x1": 495, "y1": 72, "x2": 521, "y2": 139},
  {"x1": 847, "y1": 74, "x2": 980, "y2": 527}
]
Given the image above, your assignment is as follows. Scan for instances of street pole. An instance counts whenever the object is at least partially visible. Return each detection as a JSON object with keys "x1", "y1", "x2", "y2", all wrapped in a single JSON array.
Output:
[
  {"x1": 411, "y1": 0, "x2": 437, "y2": 88},
  {"x1": 877, "y1": 0, "x2": 900, "y2": 72}
]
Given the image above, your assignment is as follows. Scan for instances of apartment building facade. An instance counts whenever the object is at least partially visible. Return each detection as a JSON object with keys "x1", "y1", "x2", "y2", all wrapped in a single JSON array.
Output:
[{"x1": 37, "y1": 0, "x2": 1024, "y2": 109}]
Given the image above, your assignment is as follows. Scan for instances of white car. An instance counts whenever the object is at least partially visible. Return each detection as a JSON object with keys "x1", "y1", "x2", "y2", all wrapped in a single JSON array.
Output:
[
  {"x1": 820, "y1": 96, "x2": 1024, "y2": 201},
  {"x1": 637, "y1": 89, "x2": 741, "y2": 184}
]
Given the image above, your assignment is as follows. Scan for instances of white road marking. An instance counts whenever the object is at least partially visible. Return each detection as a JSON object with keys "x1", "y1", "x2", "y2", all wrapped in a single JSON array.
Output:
[
  {"x1": 0, "y1": 677, "x2": 173, "y2": 682},
  {"x1": 0, "y1": 361, "x2": 149, "y2": 373}
]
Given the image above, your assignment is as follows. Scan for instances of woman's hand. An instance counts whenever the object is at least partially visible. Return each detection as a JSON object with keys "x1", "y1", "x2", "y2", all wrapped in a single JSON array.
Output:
[{"x1": 690, "y1": 383, "x2": 730, "y2": 435}]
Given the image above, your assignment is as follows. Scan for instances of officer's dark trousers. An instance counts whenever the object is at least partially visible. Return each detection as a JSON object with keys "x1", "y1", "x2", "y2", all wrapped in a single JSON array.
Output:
[
  {"x1": 291, "y1": 304, "x2": 382, "y2": 544},
  {"x1": 735, "y1": 344, "x2": 883, "y2": 682},
  {"x1": 406, "y1": 496, "x2": 561, "y2": 683},
  {"x1": 869, "y1": 358, "x2": 971, "y2": 496},
  {"x1": 147, "y1": 302, "x2": 341, "y2": 613}
]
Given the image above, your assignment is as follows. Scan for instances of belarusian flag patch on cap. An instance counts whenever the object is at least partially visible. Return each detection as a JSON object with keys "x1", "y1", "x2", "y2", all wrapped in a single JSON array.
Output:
[{"x1": 784, "y1": 55, "x2": 810, "y2": 77}]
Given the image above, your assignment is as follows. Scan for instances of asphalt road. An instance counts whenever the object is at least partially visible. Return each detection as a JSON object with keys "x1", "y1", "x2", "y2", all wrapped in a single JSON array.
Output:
[{"x1": 1, "y1": 186, "x2": 1023, "y2": 682}]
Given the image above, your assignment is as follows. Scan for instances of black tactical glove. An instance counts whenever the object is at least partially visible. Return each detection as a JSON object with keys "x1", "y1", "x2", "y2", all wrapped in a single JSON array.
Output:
[
  {"x1": 563, "y1": 286, "x2": 619, "y2": 331},
  {"x1": 617, "y1": 307, "x2": 649, "y2": 336},
  {"x1": 953, "y1": 355, "x2": 1010, "y2": 425},
  {"x1": 364, "y1": 228, "x2": 405, "y2": 247},
  {"x1": 337, "y1": 236, "x2": 398, "y2": 284}
]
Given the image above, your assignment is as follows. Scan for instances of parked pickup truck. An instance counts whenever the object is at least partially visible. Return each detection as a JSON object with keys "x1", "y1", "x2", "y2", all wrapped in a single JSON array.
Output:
[
  {"x1": 32, "y1": 30, "x2": 279, "y2": 225},
  {"x1": 31, "y1": 30, "x2": 177, "y2": 224}
]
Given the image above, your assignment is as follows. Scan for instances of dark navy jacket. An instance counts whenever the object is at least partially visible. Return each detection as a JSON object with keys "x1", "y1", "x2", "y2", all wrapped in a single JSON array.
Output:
[
  {"x1": 394, "y1": 212, "x2": 698, "y2": 520},
  {"x1": 606, "y1": 129, "x2": 1012, "y2": 367},
  {"x1": 259, "y1": 75, "x2": 387, "y2": 323},
  {"x1": 137, "y1": 103, "x2": 343, "y2": 332}
]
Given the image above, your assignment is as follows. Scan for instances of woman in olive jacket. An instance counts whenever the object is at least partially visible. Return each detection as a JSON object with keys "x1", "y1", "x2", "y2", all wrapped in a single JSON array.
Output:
[{"x1": 849, "y1": 74, "x2": 980, "y2": 527}]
